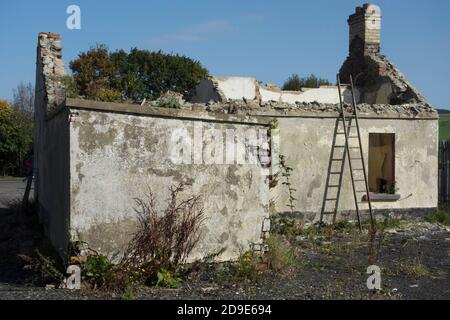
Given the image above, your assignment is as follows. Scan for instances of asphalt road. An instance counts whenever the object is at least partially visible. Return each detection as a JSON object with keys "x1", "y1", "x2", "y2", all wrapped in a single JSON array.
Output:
[{"x1": 0, "y1": 179, "x2": 33, "y2": 208}]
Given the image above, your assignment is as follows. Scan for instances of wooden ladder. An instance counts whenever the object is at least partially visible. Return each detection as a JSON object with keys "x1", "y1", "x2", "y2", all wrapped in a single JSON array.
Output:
[{"x1": 320, "y1": 74, "x2": 375, "y2": 231}]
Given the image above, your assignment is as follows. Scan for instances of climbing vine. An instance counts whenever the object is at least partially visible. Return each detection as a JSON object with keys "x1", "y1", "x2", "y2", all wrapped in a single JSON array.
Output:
[{"x1": 278, "y1": 154, "x2": 297, "y2": 214}]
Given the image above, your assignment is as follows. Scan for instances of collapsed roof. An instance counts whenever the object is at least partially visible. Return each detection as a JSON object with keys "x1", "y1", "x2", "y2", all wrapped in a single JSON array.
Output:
[{"x1": 191, "y1": 3, "x2": 431, "y2": 109}]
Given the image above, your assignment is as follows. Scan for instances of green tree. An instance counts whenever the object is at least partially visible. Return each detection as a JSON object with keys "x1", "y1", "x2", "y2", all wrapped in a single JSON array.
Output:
[
  {"x1": 0, "y1": 100, "x2": 33, "y2": 176},
  {"x1": 282, "y1": 74, "x2": 332, "y2": 91},
  {"x1": 68, "y1": 45, "x2": 209, "y2": 102},
  {"x1": 110, "y1": 48, "x2": 209, "y2": 101},
  {"x1": 12, "y1": 82, "x2": 34, "y2": 114},
  {"x1": 69, "y1": 44, "x2": 120, "y2": 101},
  {"x1": 62, "y1": 75, "x2": 80, "y2": 99}
]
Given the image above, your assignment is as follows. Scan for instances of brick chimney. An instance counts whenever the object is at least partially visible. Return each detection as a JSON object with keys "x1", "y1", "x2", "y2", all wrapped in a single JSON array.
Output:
[
  {"x1": 339, "y1": 4, "x2": 383, "y2": 84},
  {"x1": 348, "y1": 3, "x2": 382, "y2": 56}
]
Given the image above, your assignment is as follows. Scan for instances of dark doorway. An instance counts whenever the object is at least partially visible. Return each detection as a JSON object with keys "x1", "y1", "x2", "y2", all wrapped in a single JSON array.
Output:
[{"x1": 368, "y1": 133, "x2": 395, "y2": 194}]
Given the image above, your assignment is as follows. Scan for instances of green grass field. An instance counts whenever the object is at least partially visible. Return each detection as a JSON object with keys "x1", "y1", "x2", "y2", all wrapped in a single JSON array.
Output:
[{"x1": 440, "y1": 114, "x2": 450, "y2": 141}]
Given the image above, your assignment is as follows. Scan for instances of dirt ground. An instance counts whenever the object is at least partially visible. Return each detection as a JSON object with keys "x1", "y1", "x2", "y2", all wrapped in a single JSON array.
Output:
[
  {"x1": 1, "y1": 198, "x2": 449, "y2": 300},
  {"x1": 129, "y1": 220, "x2": 450, "y2": 300}
]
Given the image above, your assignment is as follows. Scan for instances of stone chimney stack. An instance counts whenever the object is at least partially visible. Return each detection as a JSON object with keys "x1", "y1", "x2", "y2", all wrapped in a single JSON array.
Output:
[
  {"x1": 348, "y1": 3, "x2": 382, "y2": 56},
  {"x1": 34, "y1": 32, "x2": 67, "y2": 209},
  {"x1": 35, "y1": 32, "x2": 67, "y2": 114}
]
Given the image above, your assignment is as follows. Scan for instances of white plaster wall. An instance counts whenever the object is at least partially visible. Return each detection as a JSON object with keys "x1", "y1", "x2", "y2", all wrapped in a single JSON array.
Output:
[
  {"x1": 69, "y1": 109, "x2": 269, "y2": 262},
  {"x1": 260, "y1": 88, "x2": 281, "y2": 102},
  {"x1": 274, "y1": 117, "x2": 438, "y2": 220},
  {"x1": 192, "y1": 77, "x2": 360, "y2": 105},
  {"x1": 215, "y1": 77, "x2": 257, "y2": 101},
  {"x1": 280, "y1": 87, "x2": 358, "y2": 104}
]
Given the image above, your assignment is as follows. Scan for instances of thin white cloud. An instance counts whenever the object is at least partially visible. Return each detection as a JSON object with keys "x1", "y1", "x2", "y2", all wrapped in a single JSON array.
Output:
[{"x1": 148, "y1": 19, "x2": 238, "y2": 45}]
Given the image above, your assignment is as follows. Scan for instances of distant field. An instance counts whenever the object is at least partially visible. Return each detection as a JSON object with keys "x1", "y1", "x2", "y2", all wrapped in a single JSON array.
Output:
[{"x1": 440, "y1": 114, "x2": 450, "y2": 141}]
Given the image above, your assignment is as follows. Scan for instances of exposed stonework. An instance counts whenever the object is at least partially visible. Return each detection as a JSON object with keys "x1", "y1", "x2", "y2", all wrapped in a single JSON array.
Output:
[
  {"x1": 147, "y1": 99, "x2": 437, "y2": 119},
  {"x1": 36, "y1": 32, "x2": 67, "y2": 113},
  {"x1": 348, "y1": 3, "x2": 382, "y2": 55},
  {"x1": 339, "y1": 4, "x2": 429, "y2": 106}
]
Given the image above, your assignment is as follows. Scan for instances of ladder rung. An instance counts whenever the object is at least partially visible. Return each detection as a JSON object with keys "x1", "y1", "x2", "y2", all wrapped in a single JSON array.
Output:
[
  {"x1": 356, "y1": 190, "x2": 367, "y2": 193},
  {"x1": 326, "y1": 198, "x2": 338, "y2": 201},
  {"x1": 334, "y1": 146, "x2": 359, "y2": 149},
  {"x1": 322, "y1": 212, "x2": 336, "y2": 215},
  {"x1": 328, "y1": 185, "x2": 340, "y2": 188},
  {"x1": 350, "y1": 157, "x2": 362, "y2": 160},
  {"x1": 353, "y1": 168, "x2": 364, "y2": 171},
  {"x1": 354, "y1": 179, "x2": 365, "y2": 182},
  {"x1": 329, "y1": 172, "x2": 341, "y2": 174},
  {"x1": 335, "y1": 133, "x2": 358, "y2": 138},
  {"x1": 332, "y1": 159, "x2": 344, "y2": 161}
]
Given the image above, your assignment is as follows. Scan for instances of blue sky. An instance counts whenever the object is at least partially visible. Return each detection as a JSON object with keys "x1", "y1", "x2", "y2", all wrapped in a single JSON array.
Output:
[{"x1": 1, "y1": 0, "x2": 449, "y2": 107}]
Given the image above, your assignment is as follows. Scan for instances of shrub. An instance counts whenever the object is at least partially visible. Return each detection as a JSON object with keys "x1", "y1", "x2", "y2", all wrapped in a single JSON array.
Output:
[
  {"x1": 282, "y1": 74, "x2": 332, "y2": 91},
  {"x1": 33, "y1": 249, "x2": 65, "y2": 285},
  {"x1": 334, "y1": 220, "x2": 356, "y2": 231},
  {"x1": 398, "y1": 256, "x2": 431, "y2": 277},
  {"x1": 425, "y1": 211, "x2": 450, "y2": 226},
  {"x1": 120, "y1": 286, "x2": 136, "y2": 300},
  {"x1": 234, "y1": 251, "x2": 259, "y2": 280},
  {"x1": 265, "y1": 235, "x2": 297, "y2": 273},
  {"x1": 373, "y1": 218, "x2": 402, "y2": 231},
  {"x1": 83, "y1": 254, "x2": 114, "y2": 288},
  {"x1": 122, "y1": 184, "x2": 205, "y2": 283},
  {"x1": 156, "y1": 268, "x2": 182, "y2": 288},
  {"x1": 97, "y1": 88, "x2": 122, "y2": 102},
  {"x1": 270, "y1": 216, "x2": 302, "y2": 240},
  {"x1": 158, "y1": 96, "x2": 181, "y2": 109}
]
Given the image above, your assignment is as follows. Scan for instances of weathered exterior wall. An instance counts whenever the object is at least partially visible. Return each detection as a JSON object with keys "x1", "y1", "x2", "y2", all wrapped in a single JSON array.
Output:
[
  {"x1": 192, "y1": 77, "x2": 258, "y2": 102},
  {"x1": 34, "y1": 0, "x2": 440, "y2": 264},
  {"x1": 34, "y1": 32, "x2": 70, "y2": 257},
  {"x1": 39, "y1": 110, "x2": 71, "y2": 256},
  {"x1": 67, "y1": 101, "x2": 270, "y2": 261},
  {"x1": 272, "y1": 116, "x2": 438, "y2": 223},
  {"x1": 193, "y1": 77, "x2": 360, "y2": 104},
  {"x1": 279, "y1": 87, "x2": 360, "y2": 104}
]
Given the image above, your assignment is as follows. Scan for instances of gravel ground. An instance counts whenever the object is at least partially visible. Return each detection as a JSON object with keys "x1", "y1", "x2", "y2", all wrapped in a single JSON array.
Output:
[
  {"x1": 1, "y1": 197, "x2": 449, "y2": 300},
  {"x1": 128, "y1": 221, "x2": 450, "y2": 300}
]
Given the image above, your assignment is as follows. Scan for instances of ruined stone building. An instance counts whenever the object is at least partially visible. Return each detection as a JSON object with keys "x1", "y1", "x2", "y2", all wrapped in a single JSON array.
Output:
[{"x1": 34, "y1": 3, "x2": 438, "y2": 261}]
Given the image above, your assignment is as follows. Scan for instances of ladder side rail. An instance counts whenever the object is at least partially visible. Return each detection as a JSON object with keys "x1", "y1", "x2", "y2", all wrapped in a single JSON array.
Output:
[
  {"x1": 349, "y1": 75, "x2": 375, "y2": 231},
  {"x1": 337, "y1": 74, "x2": 362, "y2": 230},
  {"x1": 333, "y1": 126, "x2": 349, "y2": 224},
  {"x1": 320, "y1": 119, "x2": 344, "y2": 224}
]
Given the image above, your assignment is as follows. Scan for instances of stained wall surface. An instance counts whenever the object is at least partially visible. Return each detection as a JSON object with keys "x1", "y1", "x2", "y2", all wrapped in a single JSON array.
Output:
[
  {"x1": 67, "y1": 101, "x2": 271, "y2": 261},
  {"x1": 271, "y1": 116, "x2": 438, "y2": 223}
]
